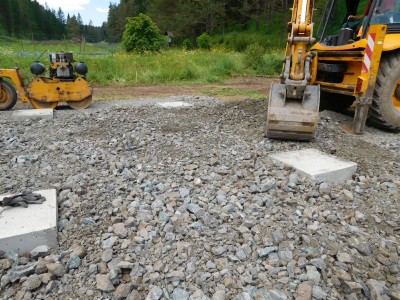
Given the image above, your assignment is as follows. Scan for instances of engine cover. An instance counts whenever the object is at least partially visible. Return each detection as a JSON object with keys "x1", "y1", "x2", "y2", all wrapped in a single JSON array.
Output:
[{"x1": 56, "y1": 65, "x2": 72, "y2": 78}]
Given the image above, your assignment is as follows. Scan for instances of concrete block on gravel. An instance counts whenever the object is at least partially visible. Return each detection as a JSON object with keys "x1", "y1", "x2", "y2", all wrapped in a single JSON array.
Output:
[
  {"x1": 270, "y1": 148, "x2": 357, "y2": 183},
  {"x1": 12, "y1": 109, "x2": 53, "y2": 120},
  {"x1": 0, "y1": 189, "x2": 58, "y2": 254},
  {"x1": 158, "y1": 101, "x2": 193, "y2": 108}
]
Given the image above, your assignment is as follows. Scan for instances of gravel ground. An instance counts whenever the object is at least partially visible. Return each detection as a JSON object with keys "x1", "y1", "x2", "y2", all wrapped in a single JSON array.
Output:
[{"x1": 0, "y1": 96, "x2": 399, "y2": 300}]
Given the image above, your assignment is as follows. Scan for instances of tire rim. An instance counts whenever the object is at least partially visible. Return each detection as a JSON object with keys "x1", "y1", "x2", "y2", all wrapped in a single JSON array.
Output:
[
  {"x1": 0, "y1": 85, "x2": 9, "y2": 105},
  {"x1": 393, "y1": 80, "x2": 400, "y2": 112}
]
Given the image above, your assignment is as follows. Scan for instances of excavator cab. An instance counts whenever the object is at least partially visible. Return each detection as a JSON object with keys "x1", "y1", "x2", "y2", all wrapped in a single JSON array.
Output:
[
  {"x1": 312, "y1": 0, "x2": 400, "y2": 132},
  {"x1": 266, "y1": 0, "x2": 400, "y2": 140},
  {"x1": 318, "y1": 0, "x2": 400, "y2": 46}
]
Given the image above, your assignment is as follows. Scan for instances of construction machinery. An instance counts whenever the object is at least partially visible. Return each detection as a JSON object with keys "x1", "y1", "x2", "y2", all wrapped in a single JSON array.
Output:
[
  {"x1": 266, "y1": 0, "x2": 400, "y2": 140},
  {"x1": 0, "y1": 52, "x2": 92, "y2": 110}
]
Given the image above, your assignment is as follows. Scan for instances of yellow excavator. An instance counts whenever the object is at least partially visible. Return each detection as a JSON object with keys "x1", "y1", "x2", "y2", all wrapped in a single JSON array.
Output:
[
  {"x1": 266, "y1": 0, "x2": 400, "y2": 140},
  {"x1": 0, "y1": 52, "x2": 92, "y2": 110}
]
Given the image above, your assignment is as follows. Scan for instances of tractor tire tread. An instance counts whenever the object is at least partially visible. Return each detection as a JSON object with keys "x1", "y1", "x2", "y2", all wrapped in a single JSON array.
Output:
[
  {"x1": 368, "y1": 51, "x2": 400, "y2": 132},
  {"x1": 0, "y1": 80, "x2": 17, "y2": 111}
]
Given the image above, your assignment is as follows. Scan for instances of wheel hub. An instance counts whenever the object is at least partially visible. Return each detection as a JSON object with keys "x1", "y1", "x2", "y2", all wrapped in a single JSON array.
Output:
[
  {"x1": 393, "y1": 81, "x2": 400, "y2": 112},
  {"x1": 0, "y1": 87, "x2": 8, "y2": 104}
]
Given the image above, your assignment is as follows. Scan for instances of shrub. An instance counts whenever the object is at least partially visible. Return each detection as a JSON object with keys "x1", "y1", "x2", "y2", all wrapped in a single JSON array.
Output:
[
  {"x1": 244, "y1": 43, "x2": 266, "y2": 71},
  {"x1": 196, "y1": 32, "x2": 211, "y2": 50},
  {"x1": 182, "y1": 39, "x2": 193, "y2": 50},
  {"x1": 122, "y1": 13, "x2": 162, "y2": 53},
  {"x1": 231, "y1": 33, "x2": 249, "y2": 52}
]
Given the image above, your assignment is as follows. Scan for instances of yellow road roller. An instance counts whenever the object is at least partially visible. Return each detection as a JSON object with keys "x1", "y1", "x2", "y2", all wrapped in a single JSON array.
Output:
[{"x1": 0, "y1": 52, "x2": 92, "y2": 110}]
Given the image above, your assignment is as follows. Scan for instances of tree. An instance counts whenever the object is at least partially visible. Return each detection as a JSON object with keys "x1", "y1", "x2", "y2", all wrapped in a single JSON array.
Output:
[
  {"x1": 148, "y1": 0, "x2": 225, "y2": 40},
  {"x1": 66, "y1": 15, "x2": 81, "y2": 38},
  {"x1": 122, "y1": 13, "x2": 162, "y2": 52},
  {"x1": 57, "y1": 7, "x2": 65, "y2": 24},
  {"x1": 107, "y1": 3, "x2": 120, "y2": 42}
]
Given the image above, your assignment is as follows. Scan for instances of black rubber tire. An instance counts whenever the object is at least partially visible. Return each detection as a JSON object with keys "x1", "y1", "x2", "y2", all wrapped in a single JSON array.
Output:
[
  {"x1": 320, "y1": 91, "x2": 355, "y2": 112},
  {"x1": 368, "y1": 51, "x2": 400, "y2": 132},
  {"x1": 0, "y1": 80, "x2": 17, "y2": 111}
]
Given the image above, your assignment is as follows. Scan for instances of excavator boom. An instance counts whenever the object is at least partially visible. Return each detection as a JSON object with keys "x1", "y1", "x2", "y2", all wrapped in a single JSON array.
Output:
[{"x1": 266, "y1": 0, "x2": 320, "y2": 140}]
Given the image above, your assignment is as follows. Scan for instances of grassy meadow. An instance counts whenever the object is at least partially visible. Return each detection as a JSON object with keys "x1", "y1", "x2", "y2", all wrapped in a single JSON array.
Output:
[{"x1": 0, "y1": 34, "x2": 283, "y2": 86}]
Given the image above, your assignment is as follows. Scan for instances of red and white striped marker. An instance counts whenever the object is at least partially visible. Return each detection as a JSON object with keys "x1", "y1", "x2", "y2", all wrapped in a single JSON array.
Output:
[{"x1": 361, "y1": 33, "x2": 376, "y2": 73}]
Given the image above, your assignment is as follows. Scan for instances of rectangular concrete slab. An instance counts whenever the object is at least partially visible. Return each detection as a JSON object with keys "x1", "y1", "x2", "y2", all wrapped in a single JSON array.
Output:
[
  {"x1": 0, "y1": 189, "x2": 58, "y2": 254},
  {"x1": 12, "y1": 109, "x2": 53, "y2": 121},
  {"x1": 269, "y1": 148, "x2": 357, "y2": 183},
  {"x1": 158, "y1": 101, "x2": 193, "y2": 108}
]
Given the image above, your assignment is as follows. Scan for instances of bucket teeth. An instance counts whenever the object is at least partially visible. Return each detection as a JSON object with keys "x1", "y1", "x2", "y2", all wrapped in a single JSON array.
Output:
[{"x1": 266, "y1": 84, "x2": 320, "y2": 141}]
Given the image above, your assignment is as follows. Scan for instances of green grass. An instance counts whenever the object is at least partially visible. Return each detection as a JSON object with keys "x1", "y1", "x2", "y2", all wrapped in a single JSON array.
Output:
[
  {"x1": 211, "y1": 31, "x2": 287, "y2": 52},
  {"x1": 0, "y1": 36, "x2": 283, "y2": 85}
]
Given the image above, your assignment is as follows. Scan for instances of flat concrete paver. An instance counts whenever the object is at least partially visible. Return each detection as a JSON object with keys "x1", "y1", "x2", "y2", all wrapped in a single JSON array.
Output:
[
  {"x1": 12, "y1": 109, "x2": 53, "y2": 120},
  {"x1": 0, "y1": 189, "x2": 58, "y2": 254},
  {"x1": 158, "y1": 102, "x2": 193, "y2": 108},
  {"x1": 269, "y1": 148, "x2": 357, "y2": 183}
]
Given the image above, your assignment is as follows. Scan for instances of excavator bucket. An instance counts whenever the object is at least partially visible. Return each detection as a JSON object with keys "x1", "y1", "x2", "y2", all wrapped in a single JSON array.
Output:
[{"x1": 266, "y1": 83, "x2": 320, "y2": 141}]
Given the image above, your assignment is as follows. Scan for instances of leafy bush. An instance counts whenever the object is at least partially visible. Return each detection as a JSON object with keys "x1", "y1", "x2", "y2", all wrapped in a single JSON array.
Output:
[
  {"x1": 182, "y1": 39, "x2": 193, "y2": 50},
  {"x1": 122, "y1": 14, "x2": 162, "y2": 53},
  {"x1": 196, "y1": 32, "x2": 211, "y2": 50},
  {"x1": 231, "y1": 32, "x2": 249, "y2": 52},
  {"x1": 244, "y1": 43, "x2": 266, "y2": 71}
]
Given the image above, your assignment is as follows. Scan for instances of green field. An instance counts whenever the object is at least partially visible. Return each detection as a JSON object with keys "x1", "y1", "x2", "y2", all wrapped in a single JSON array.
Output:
[{"x1": 0, "y1": 35, "x2": 282, "y2": 86}]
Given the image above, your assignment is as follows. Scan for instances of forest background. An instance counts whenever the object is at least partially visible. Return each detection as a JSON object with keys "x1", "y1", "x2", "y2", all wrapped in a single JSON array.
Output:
[{"x1": 0, "y1": 0, "x2": 328, "y2": 86}]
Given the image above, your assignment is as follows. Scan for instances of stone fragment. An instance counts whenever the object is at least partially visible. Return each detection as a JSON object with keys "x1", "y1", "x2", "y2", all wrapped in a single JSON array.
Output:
[
  {"x1": 366, "y1": 279, "x2": 389, "y2": 300},
  {"x1": 23, "y1": 274, "x2": 42, "y2": 291},
  {"x1": 114, "y1": 283, "x2": 134, "y2": 300},
  {"x1": 127, "y1": 290, "x2": 141, "y2": 300},
  {"x1": 342, "y1": 281, "x2": 363, "y2": 294},
  {"x1": 9, "y1": 263, "x2": 36, "y2": 283},
  {"x1": 67, "y1": 254, "x2": 81, "y2": 269},
  {"x1": 256, "y1": 289, "x2": 288, "y2": 300},
  {"x1": 235, "y1": 292, "x2": 252, "y2": 300},
  {"x1": 30, "y1": 245, "x2": 50, "y2": 259},
  {"x1": 189, "y1": 290, "x2": 210, "y2": 300},
  {"x1": 272, "y1": 230, "x2": 284, "y2": 244},
  {"x1": 278, "y1": 250, "x2": 293, "y2": 262},
  {"x1": 145, "y1": 286, "x2": 163, "y2": 300},
  {"x1": 337, "y1": 252, "x2": 354, "y2": 264},
  {"x1": 113, "y1": 223, "x2": 128, "y2": 238},
  {"x1": 173, "y1": 288, "x2": 190, "y2": 300},
  {"x1": 257, "y1": 246, "x2": 278, "y2": 258},
  {"x1": 336, "y1": 269, "x2": 352, "y2": 281},
  {"x1": 212, "y1": 290, "x2": 226, "y2": 300},
  {"x1": 102, "y1": 236, "x2": 118, "y2": 249},
  {"x1": 166, "y1": 270, "x2": 185, "y2": 281},
  {"x1": 102, "y1": 248, "x2": 113, "y2": 262},
  {"x1": 306, "y1": 266, "x2": 321, "y2": 285},
  {"x1": 342, "y1": 189, "x2": 354, "y2": 200},
  {"x1": 46, "y1": 262, "x2": 66, "y2": 277},
  {"x1": 296, "y1": 282, "x2": 313, "y2": 300},
  {"x1": 312, "y1": 286, "x2": 327, "y2": 300},
  {"x1": 96, "y1": 274, "x2": 115, "y2": 292},
  {"x1": 71, "y1": 245, "x2": 87, "y2": 259}
]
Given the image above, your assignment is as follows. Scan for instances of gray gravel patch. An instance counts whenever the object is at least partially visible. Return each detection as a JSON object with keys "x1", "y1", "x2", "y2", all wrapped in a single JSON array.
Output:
[{"x1": 0, "y1": 97, "x2": 399, "y2": 299}]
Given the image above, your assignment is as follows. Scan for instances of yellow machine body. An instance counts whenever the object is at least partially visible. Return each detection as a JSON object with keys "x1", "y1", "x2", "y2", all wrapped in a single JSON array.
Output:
[
  {"x1": 28, "y1": 77, "x2": 92, "y2": 103},
  {"x1": 0, "y1": 52, "x2": 92, "y2": 110},
  {"x1": 266, "y1": 0, "x2": 400, "y2": 140}
]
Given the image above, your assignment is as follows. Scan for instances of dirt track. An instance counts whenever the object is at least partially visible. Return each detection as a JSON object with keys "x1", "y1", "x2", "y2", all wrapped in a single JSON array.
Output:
[{"x1": 92, "y1": 76, "x2": 276, "y2": 102}]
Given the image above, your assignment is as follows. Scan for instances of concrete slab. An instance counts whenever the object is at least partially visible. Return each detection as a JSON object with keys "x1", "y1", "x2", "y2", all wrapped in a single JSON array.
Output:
[
  {"x1": 158, "y1": 101, "x2": 193, "y2": 108},
  {"x1": 0, "y1": 189, "x2": 58, "y2": 254},
  {"x1": 12, "y1": 109, "x2": 53, "y2": 121},
  {"x1": 269, "y1": 148, "x2": 357, "y2": 183}
]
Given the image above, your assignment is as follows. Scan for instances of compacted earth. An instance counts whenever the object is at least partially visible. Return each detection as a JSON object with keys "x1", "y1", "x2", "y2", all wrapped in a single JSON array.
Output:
[{"x1": 0, "y1": 94, "x2": 399, "y2": 300}]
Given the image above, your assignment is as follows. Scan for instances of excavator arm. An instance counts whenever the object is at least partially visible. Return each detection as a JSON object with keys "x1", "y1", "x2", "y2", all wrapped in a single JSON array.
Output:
[{"x1": 266, "y1": 0, "x2": 320, "y2": 140}]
